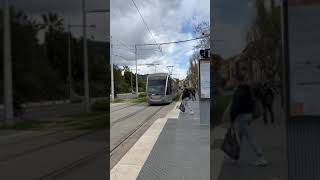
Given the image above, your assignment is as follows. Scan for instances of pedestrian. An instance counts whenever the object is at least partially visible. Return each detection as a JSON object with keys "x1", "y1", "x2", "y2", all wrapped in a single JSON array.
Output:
[
  {"x1": 230, "y1": 74, "x2": 268, "y2": 166},
  {"x1": 191, "y1": 89, "x2": 196, "y2": 101},
  {"x1": 261, "y1": 83, "x2": 275, "y2": 124},
  {"x1": 181, "y1": 86, "x2": 194, "y2": 114}
]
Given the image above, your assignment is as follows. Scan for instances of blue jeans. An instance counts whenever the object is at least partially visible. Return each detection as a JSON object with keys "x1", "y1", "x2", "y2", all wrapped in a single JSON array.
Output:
[
  {"x1": 234, "y1": 113, "x2": 263, "y2": 158},
  {"x1": 182, "y1": 97, "x2": 193, "y2": 112}
]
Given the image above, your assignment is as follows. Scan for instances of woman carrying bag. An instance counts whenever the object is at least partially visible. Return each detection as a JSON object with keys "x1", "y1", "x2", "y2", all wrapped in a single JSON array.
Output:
[{"x1": 221, "y1": 74, "x2": 267, "y2": 166}]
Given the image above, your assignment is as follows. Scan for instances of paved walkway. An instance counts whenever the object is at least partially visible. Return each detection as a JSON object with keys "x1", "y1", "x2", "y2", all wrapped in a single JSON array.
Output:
[
  {"x1": 137, "y1": 101, "x2": 210, "y2": 180},
  {"x1": 212, "y1": 95, "x2": 287, "y2": 180}
]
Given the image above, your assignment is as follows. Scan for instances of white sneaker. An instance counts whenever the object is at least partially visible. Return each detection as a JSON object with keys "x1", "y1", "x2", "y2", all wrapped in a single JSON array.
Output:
[
  {"x1": 190, "y1": 111, "x2": 194, "y2": 115},
  {"x1": 253, "y1": 158, "x2": 268, "y2": 166}
]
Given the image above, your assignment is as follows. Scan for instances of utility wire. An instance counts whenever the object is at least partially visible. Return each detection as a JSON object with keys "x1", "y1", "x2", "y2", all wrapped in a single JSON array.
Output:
[
  {"x1": 115, "y1": 39, "x2": 134, "y2": 50},
  {"x1": 130, "y1": 0, "x2": 163, "y2": 55},
  {"x1": 112, "y1": 54, "x2": 134, "y2": 61},
  {"x1": 136, "y1": 35, "x2": 210, "y2": 46}
]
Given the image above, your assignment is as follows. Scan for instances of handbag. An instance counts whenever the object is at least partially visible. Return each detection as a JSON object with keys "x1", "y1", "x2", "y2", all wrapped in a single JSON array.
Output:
[
  {"x1": 179, "y1": 102, "x2": 185, "y2": 112},
  {"x1": 220, "y1": 126, "x2": 240, "y2": 160}
]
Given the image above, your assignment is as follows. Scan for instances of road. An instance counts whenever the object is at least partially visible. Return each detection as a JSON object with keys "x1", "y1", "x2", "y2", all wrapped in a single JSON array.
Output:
[{"x1": 110, "y1": 102, "x2": 176, "y2": 169}]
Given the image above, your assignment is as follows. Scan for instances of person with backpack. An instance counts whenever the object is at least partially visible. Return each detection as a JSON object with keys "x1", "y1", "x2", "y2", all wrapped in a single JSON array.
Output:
[
  {"x1": 229, "y1": 74, "x2": 268, "y2": 166},
  {"x1": 181, "y1": 86, "x2": 194, "y2": 114}
]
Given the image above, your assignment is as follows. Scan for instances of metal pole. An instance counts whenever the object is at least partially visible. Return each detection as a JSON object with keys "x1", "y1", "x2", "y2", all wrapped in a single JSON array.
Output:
[
  {"x1": 82, "y1": 0, "x2": 90, "y2": 112},
  {"x1": 110, "y1": 36, "x2": 115, "y2": 101},
  {"x1": 131, "y1": 69, "x2": 133, "y2": 93},
  {"x1": 3, "y1": 0, "x2": 14, "y2": 125},
  {"x1": 135, "y1": 45, "x2": 138, "y2": 97},
  {"x1": 67, "y1": 25, "x2": 73, "y2": 101}
]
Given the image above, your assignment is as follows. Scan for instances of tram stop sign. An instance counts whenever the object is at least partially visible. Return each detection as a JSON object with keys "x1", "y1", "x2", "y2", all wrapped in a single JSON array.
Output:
[
  {"x1": 285, "y1": 0, "x2": 320, "y2": 118},
  {"x1": 198, "y1": 58, "x2": 210, "y2": 126},
  {"x1": 199, "y1": 58, "x2": 210, "y2": 100}
]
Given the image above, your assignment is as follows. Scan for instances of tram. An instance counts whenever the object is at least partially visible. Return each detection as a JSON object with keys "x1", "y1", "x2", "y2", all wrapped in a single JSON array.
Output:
[{"x1": 146, "y1": 73, "x2": 177, "y2": 105}]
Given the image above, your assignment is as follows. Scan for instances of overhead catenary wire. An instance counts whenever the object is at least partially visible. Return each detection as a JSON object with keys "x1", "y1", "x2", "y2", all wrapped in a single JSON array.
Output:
[
  {"x1": 130, "y1": 0, "x2": 163, "y2": 55},
  {"x1": 115, "y1": 39, "x2": 134, "y2": 50},
  {"x1": 112, "y1": 54, "x2": 134, "y2": 61},
  {"x1": 136, "y1": 35, "x2": 210, "y2": 46}
]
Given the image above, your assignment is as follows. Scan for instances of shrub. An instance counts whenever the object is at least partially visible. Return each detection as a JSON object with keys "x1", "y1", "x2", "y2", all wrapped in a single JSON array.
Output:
[
  {"x1": 91, "y1": 100, "x2": 108, "y2": 112},
  {"x1": 138, "y1": 92, "x2": 147, "y2": 98}
]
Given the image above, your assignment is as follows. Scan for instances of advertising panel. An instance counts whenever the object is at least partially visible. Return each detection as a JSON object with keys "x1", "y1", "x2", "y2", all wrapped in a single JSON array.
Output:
[{"x1": 288, "y1": 0, "x2": 320, "y2": 116}]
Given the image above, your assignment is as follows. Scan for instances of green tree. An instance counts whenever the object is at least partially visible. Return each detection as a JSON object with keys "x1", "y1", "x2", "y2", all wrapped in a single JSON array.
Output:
[{"x1": 246, "y1": 0, "x2": 282, "y2": 83}]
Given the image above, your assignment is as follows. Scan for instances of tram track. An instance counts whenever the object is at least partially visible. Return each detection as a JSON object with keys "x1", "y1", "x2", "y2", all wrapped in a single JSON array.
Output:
[
  {"x1": 0, "y1": 129, "x2": 66, "y2": 147},
  {"x1": 110, "y1": 105, "x2": 165, "y2": 156},
  {"x1": 33, "y1": 148, "x2": 107, "y2": 180},
  {"x1": 110, "y1": 102, "x2": 145, "y2": 113},
  {"x1": 0, "y1": 129, "x2": 98, "y2": 163},
  {"x1": 110, "y1": 105, "x2": 150, "y2": 126}
]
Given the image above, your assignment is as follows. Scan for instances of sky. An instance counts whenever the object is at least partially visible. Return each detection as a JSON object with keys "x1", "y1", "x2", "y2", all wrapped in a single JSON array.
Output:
[
  {"x1": 8, "y1": 0, "x2": 109, "y2": 43},
  {"x1": 111, "y1": 0, "x2": 210, "y2": 80},
  {"x1": 212, "y1": 0, "x2": 282, "y2": 59}
]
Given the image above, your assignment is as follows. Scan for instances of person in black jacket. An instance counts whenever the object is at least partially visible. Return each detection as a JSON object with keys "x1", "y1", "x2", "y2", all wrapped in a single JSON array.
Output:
[
  {"x1": 181, "y1": 86, "x2": 194, "y2": 114},
  {"x1": 230, "y1": 74, "x2": 268, "y2": 166}
]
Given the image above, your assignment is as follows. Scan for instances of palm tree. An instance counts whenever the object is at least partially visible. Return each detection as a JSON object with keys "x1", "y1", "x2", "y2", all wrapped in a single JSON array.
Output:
[{"x1": 40, "y1": 13, "x2": 64, "y2": 33}]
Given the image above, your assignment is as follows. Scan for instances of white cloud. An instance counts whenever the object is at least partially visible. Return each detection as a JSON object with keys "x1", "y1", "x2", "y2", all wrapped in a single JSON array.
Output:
[{"x1": 111, "y1": 0, "x2": 209, "y2": 80}]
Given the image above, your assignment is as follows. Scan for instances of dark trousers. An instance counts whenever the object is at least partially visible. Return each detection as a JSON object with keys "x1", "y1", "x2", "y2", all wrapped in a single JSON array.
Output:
[{"x1": 263, "y1": 104, "x2": 274, "y2": 124}]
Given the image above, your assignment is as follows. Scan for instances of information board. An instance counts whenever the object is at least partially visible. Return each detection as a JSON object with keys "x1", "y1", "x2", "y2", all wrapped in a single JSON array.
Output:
[
  {"x1": 199, "y1": 59, "x2": 210, "y2": 99},
  {"x1": 287, "y1": 0, "x2": 320, "y2": 116}
]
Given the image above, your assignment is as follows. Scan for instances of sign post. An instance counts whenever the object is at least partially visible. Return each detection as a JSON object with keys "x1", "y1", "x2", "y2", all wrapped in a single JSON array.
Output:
[
  {"x1": 284, "y1": 0, "x2": 320, "y2": 177},
  {"x1": 285, "y1": 0, "x2": 320, "y2": 118},
  {"x1": 199, "y1": 58, "x2": 210, "y2": 126}
]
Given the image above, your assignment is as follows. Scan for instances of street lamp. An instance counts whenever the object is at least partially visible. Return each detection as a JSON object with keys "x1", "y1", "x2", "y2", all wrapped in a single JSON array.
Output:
[
  {"x1": 82, "y1": 0, "x2": 109, "y2": 111},
  {"x1": 3, "y1": 0, "x2": 14, "y2": 125},
  {"x1": 167, "y1": 66, "x2": 174, "y2": 75},
  {"x1": 67, "y1": 24, "x2": 95, "y2": 102}
]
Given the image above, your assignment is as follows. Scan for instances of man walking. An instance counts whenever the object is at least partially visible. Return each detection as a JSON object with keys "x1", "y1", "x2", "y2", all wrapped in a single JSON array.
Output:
[
  {"x1": 230, "y1": 75, "x2": 268, "y2": 166},
  {"x1": 181, "y1": 86, "x2": 194, "y2": 114}
]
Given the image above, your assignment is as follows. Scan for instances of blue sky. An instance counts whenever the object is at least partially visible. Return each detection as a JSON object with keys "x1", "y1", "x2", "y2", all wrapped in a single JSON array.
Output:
[{"x1": 111, "y1": 0, "x2": 209, "y2": 80}]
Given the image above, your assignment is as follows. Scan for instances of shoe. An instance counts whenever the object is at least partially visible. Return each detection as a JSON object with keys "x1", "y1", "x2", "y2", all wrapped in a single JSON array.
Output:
[
  {"x1": 253, "y1": 158, "x2": 268, "y2": 166},
  {"x1": 190, "y1": 112, "x2": 194, "y2": 115}
]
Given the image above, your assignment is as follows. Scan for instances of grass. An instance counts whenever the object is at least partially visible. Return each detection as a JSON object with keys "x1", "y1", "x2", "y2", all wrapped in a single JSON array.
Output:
[
  {"x1": 60, "y1": 112, "x2": 108, "y2": 130},
  {"x1": 129, "y1": 96, "x2": 147, "y2": 103},
  {"x1": 0, "y1": 112, "x2": 108, "y2": 131},
  {"x1": 111, "y1": 99, "x2": 125, "y2": 103},
  {"x1": 212, "y1": 95, "x2": 232, "y2": 128},
  {"x1": 0, "y1": 120, "x2": 50, "y2": 130}
]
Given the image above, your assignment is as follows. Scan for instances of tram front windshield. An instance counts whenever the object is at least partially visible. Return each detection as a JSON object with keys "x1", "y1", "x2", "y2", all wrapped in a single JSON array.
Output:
[{"x1": 147, "y1": 77, "x2": 167, "y2": 95}]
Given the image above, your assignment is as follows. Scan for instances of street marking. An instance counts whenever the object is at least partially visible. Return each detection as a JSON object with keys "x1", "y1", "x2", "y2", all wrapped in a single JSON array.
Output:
[{"x1": 110, "y1": 101, "x2": 180, "y2": 180}]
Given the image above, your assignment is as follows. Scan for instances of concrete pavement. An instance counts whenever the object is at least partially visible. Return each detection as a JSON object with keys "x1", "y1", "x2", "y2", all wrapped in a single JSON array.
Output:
[{"x1": 111, "y1": 100, "x2": 210, "y2": 180}]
